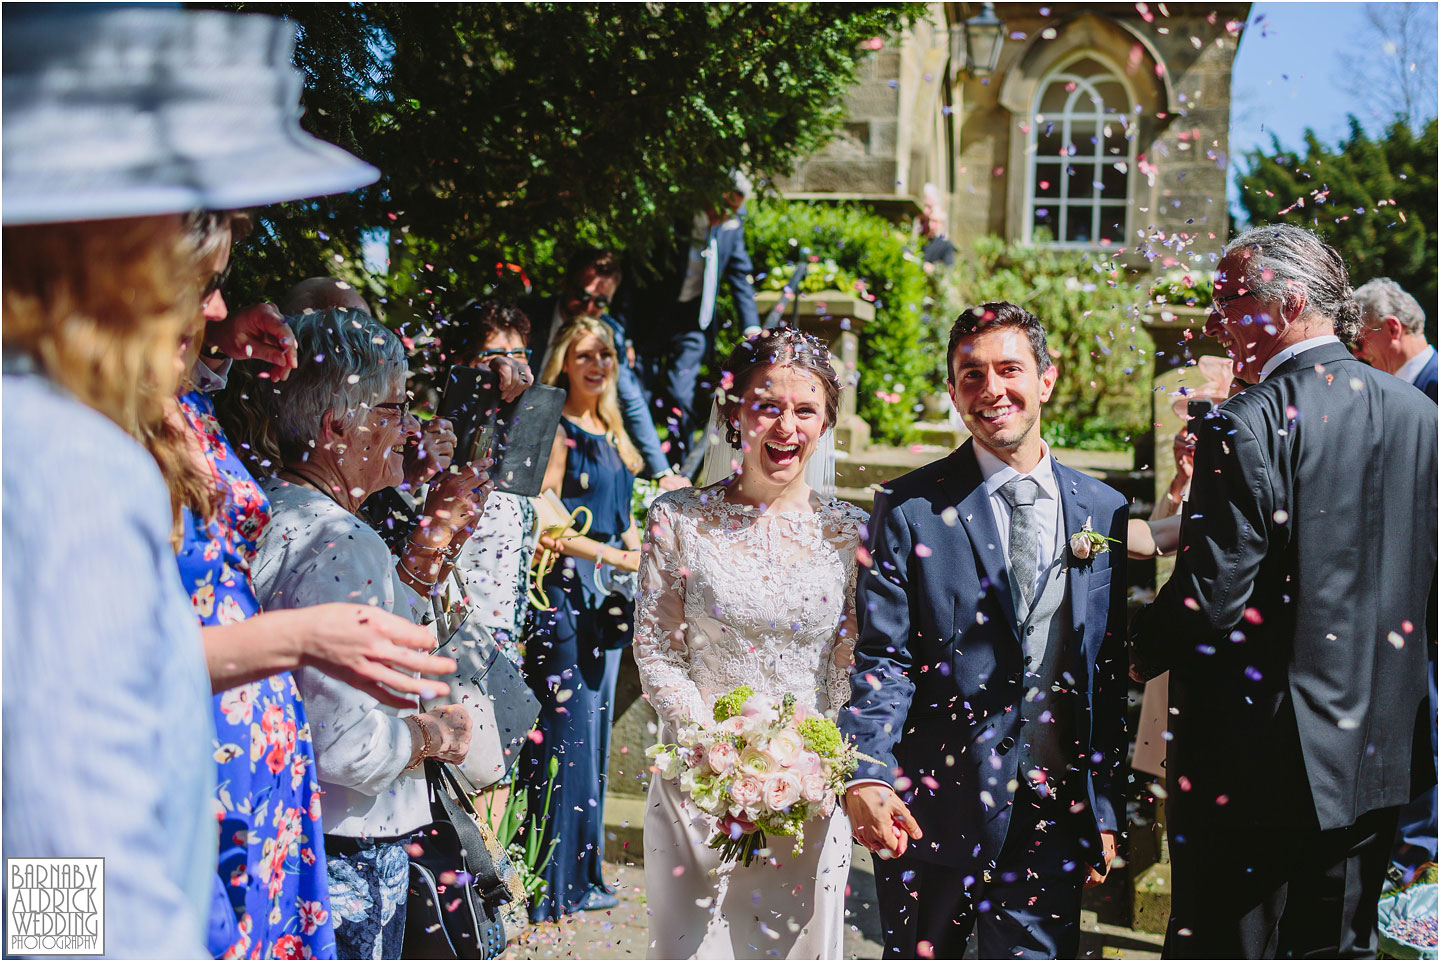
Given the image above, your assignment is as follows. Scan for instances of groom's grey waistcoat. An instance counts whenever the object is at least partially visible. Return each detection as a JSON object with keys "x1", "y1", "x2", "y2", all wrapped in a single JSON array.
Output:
[{"x1": 1015, "y1": 555, "x2": 1075, "y2": 781}]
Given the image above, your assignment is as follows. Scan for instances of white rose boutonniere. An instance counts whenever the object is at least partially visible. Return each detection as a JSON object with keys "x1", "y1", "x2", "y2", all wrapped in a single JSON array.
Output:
[{"x1": 1068, "y1": 516, "x2": 1118, "y2": 564}]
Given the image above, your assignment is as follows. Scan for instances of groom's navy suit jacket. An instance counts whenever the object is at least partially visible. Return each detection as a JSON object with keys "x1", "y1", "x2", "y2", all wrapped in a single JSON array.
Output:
[{"x1": 839, "y1": 440, "x2": 1129, "y2": 871}]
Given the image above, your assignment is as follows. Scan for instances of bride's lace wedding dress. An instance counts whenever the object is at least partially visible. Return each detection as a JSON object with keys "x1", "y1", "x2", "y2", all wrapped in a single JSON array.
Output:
[{"x1": 634, "y1": 485, "x2": 867, "y2": 960}]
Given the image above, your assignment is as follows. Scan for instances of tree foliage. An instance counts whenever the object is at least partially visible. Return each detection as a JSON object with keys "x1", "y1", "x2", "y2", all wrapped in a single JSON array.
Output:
[
  {"x1": 1334, "y1": 4, "x2": 1438, "y2": 135},
  {"x1": 219, "y1": 2, "x2": 921, "y2": 315},
  {"x1": 1237, "y1": 118, "x2": 1438, "y2": 337}
]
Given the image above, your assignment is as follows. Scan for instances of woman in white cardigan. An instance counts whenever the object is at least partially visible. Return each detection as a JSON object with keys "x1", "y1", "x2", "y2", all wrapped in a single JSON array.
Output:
[{"x1": 247, "y1": 308, "x2": 492, "y2": 960}]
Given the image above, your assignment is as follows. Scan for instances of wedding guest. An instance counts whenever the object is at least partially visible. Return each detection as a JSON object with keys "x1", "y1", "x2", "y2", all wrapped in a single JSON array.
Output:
[
  {"x1": 1353, "y1": 278, "x2": 1439, "y2": 887},
  {"x1": 629, "y1": 174, "x2": 761, "y2": 467},
  {"x1": 1131, "y1": 225, "x2": 1438, "y2": 957},
  {"x1": 437, "y1": 300, "x2": 543, "y2": 669},
  {"x1": 1354, "y1": 277, "x2": 1436, "y2": 400},
  {"x1": 280, "y1": 276, "x2": 372, "y2": 317},
  {"x1": 520, "y1": 248, "x2": 684, "y2": 488},
  {"x1": 242, "y1": 309, "x2": 490, "y2": 959},
  {"x1": 635, "y1": 327, "x2": 862, "y2": 958},
  {"x1": 520, "y1": 315, "x2": 644, "y2": 921},
  {"x1": 1, "y1": 7, "x2": 376, "y2": 956}
]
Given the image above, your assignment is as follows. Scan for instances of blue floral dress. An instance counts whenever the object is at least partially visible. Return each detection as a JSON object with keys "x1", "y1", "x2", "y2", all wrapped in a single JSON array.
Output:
[{"x1": 174, "y1": 390, "x2": 336, "y2": 960}]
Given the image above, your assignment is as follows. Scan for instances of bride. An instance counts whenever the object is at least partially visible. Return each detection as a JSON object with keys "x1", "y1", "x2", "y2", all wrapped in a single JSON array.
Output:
[{"x1": 634, "y1": 327, "x2": 866, "y2": 959}]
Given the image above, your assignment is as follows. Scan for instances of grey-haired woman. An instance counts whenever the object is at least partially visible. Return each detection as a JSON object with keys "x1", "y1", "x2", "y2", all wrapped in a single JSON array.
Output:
[{"x1": 244, "y1": 308, "x2": 491, "y2": 960}]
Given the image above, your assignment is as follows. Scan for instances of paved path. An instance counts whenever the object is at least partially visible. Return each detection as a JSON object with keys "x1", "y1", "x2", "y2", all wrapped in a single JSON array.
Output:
[{"x1": 508, "y1": 848, "x2": 1163, "y2": 960}]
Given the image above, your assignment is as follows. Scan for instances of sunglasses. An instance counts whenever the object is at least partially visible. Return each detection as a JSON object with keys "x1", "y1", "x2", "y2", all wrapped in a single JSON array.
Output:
[
  {"x1": 573, "y1": 292, "x2": 610, "y2": 311},
  {"x1": 201, "y1": 264, "x2": 231, "y2": 304}
]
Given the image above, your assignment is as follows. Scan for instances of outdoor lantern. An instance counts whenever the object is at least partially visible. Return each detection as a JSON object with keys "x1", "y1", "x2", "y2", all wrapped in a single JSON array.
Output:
[{"x1": 949, "y1": 2, "x2": 1006, "y2": 79}]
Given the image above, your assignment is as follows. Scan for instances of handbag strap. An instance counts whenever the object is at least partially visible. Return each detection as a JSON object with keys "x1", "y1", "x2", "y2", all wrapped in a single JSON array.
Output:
[{"x1": 424, "y1": 760, "x2": 510, "y2": 904}]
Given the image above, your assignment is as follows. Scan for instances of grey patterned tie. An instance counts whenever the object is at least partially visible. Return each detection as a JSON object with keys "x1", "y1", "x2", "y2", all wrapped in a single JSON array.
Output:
[{"x1": 1000, "y1": 476, "x2": 1040, "y2": 613}]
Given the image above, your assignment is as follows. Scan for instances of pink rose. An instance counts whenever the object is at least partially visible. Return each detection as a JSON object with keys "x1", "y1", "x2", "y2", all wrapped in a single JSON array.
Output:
[
  {"x1": 707, "y1": 741, "x2": 738, "y2": 775},
  {"x1": 763, "y1": 771, "x2": 803, "y2": 811},
  {"x1": 797, "y1": 751, "x2": 824, "y2": 776},
  {"x1": 1069, "y1": 533, "x2": 1092, "y2": 560},
  {"x1": 717, "y1": 716, "x2": 746, "y2": 736},
  {"x1": 801, "y1": 773, "x2": 828, "y2": 803},
  {"x1": 730, "y1": 773, "x2": 763, "y2": 808}
]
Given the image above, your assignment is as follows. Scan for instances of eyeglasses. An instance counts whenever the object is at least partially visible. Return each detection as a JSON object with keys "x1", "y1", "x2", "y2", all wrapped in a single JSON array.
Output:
[
  {"x1": 476, "y1": 348, "x2": 533, "y2": 362},
  {"x1": 201, "y1": 264, "x2": 231, "y2": 304},
  {"x1": 1209, "y1": 290, "x2": 1255, "y2": 316},
  {"x1": 371, "y1": 400, "x2": 411, "y2": 420}
]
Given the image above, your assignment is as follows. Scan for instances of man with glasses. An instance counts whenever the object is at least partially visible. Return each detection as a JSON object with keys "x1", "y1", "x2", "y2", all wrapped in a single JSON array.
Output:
[
  {"x1": 1131, "y1": 224, "x2": 1438, "y2": 957},
  {"x1": 522, "y1": 248, "x2": 686, "y2": 489}
]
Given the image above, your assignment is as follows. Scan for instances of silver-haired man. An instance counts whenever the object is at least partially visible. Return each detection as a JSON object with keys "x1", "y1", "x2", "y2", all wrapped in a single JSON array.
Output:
[{"x1": 1353, "y1": 277, "x2": 1436, "y2": 401}]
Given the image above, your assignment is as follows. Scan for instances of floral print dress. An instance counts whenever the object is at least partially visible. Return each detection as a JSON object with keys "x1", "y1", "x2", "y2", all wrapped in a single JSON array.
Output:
[{"x1": 174, "y1": 390, "x2": 336, "y2": 960}]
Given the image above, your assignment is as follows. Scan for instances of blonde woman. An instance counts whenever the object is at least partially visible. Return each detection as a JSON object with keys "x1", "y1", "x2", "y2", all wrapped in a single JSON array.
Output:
[{"x1": 519, "y1": 315, "x2": 644, "y2": 922}]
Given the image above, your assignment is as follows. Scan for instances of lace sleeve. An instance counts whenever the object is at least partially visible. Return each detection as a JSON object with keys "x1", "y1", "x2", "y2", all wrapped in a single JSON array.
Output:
[
  {"x1": 633, "y1": 496, "x2": 708, "y2": 733},
  {"x1": 822, "y1": 502, "x2": 867, "y2": 719}
]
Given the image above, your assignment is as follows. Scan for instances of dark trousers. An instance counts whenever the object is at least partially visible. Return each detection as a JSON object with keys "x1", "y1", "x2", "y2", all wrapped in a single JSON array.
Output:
[
  {"x1": 639, "y1": 298, "x2": 714, "y2": 465},
  {"x1": 873, "y1": 783, "x2": 1087, "y2": 959},
  {"x1": 1165, "y1": 804, "x2": 1401, "y2": 958},
  {"x1": 1392, "y1": 666, "x2": 1438, "y2": 881}
]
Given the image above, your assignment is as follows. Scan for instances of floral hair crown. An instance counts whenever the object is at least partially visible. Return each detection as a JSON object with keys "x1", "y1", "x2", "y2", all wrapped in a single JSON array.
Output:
[{"x1": 752, "y1": 325, "x2": 833, "y2": 364}]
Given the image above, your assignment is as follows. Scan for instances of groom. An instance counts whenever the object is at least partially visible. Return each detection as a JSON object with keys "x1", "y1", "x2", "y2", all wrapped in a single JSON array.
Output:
[{"x1": 840, "y1": 303, "x2": 1128, "y2": 958}]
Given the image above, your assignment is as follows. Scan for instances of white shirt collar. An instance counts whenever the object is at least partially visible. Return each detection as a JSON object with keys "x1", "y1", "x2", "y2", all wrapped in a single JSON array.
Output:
[
  {"x1": 974, "y1": 441, "x2": 1060, "y2": 502},
  {"x1": 1259, "y1": 334, "x2": 1342, "y2": 381},
  {"x1": 1396, "y1": 344, "x2": 1436, "y2": 386}
]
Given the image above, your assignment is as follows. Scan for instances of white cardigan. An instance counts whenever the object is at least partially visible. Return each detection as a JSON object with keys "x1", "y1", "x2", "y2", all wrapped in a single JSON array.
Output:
[{"x1": 252, "y1": 479, "x2": 431, "y2": 839}]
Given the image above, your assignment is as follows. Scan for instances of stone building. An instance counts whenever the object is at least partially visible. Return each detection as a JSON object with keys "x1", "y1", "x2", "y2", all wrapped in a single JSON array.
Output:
[{"x1": 776, "y1": 1, "x2": 1251, "y2": 273}]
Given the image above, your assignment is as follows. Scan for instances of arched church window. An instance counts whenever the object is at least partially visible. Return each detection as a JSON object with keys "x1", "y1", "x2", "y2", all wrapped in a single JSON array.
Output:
[{"x1": 1026, "y1": 56, "x2": 1136, "y2": 247}]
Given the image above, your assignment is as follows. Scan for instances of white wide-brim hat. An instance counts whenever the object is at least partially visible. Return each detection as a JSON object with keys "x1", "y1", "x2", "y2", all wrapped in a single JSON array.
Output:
[{"x1": 2, "y1": 5, "x2": 379, "y2": 226}]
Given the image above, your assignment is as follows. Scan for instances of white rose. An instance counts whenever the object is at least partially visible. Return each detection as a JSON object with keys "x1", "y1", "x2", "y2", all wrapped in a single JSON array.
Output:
[
  {"x1": 768, "y1": 729, "x2": 806, "y2": 767},
  {"x1": 1069, "y1": 533, "x2": 1092, "y2": 560},
  {"x1": 739, "y1": 746, "x2": 778, "y2": 776}
]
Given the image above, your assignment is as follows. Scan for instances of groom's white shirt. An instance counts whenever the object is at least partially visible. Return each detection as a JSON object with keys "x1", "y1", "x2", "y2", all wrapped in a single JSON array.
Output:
[
  {"x1": 844, "y1": 441, "x2": 1063, "y2": 791},
  {"x1": 975, "y1": 441, "x2": 1064, "y2": 597}
]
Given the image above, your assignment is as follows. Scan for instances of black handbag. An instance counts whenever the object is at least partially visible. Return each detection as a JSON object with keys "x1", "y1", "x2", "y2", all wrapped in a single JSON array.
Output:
[{"x1": 403, "y1": 761, "x2": 513, "y2": 959}]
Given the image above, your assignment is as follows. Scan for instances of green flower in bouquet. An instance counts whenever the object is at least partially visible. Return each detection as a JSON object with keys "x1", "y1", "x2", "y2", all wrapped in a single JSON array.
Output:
[
  {"x1": 798, "y1": 717, "x2": 842, "y2": 757},
  {"x1": 713, "y1": 686, "x2": 755, "y2": 722}
]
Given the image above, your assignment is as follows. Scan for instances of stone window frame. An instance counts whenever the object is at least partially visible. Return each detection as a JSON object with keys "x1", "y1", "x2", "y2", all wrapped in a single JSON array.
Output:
[
  {"x1": 998, "y1": 11, "x2": 1177, "y2": 251},
  {"x1": 1023, "y1": 51, "x2": 1139, "y2": 250}
]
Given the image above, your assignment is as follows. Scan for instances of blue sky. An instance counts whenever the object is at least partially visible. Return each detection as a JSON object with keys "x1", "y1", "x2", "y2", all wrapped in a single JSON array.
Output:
[{"x1": 1227, "y1": 2, "x2": 1437, "y2": 214}]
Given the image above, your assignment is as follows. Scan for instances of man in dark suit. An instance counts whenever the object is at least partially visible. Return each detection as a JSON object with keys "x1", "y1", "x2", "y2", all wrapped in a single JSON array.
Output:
[
  {"x1": 519, "y1": 248, "x2": 686, "y2": 489},
  {"x1": 1354, "y1": 276, "x2": 1437, "y2": 401},
  {"x1": 628, "y1": 184, "x2": 760, "y2": 466},
  {"x1": 840, "y1": 303, "x2": 1128, "y2": 959},
  {"x1": 1131, "y1": 225, "x2": 1438, "y2": 957}
]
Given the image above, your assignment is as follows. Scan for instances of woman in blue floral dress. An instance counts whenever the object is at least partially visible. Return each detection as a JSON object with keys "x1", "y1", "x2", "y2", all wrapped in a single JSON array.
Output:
[{"x1": 173, "y1": 387, "x2": 337, "y2": 960}]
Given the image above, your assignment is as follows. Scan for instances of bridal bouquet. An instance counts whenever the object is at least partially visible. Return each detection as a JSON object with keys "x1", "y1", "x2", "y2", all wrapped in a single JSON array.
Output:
[{"x1": 646, "y1": 687, "x2": 858, "y2": 867}]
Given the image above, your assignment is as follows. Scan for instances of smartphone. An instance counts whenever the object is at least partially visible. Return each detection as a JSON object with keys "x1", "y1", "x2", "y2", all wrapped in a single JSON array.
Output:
[
  {"x1": 436, "y1": 365, "x2": 567, "y2": 498},
  {"x1": 1186, "y1": 398, "x2": 1214, "y2": 424}
]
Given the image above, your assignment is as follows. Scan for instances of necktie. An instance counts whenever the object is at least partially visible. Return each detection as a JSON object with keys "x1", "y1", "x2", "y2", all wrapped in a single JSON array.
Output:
[
  {"x1": 1000, "y1": 476, "x2": 1040, "y2": 612},
  {"x1": 697, "y1": 228, "x2": 720, "y2": 331}
]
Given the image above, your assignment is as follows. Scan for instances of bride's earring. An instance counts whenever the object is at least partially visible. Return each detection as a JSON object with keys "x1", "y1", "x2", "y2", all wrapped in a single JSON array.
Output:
[{"x1": 726, "y1": 421, "x2": 742, "y2": 448}]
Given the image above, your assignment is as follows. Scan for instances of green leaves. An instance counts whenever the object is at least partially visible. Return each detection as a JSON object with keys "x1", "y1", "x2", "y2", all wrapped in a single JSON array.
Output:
[
  {"x1": 220, "y1": 2, "x2": 919, "y2": 313},
  {"x1": 1237, "y1": 117, "x2": 1438, "y2": 338}
]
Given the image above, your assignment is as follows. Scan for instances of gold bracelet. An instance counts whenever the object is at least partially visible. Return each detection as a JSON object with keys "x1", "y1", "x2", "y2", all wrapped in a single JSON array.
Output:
[{"x1": 404, "y1": 715, "x2": 434, "y2": 770}]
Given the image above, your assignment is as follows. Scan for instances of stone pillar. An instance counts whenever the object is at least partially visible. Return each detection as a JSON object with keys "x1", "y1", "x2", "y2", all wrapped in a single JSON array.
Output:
[{"x1": 753, "y1": 290, "x2": 876, "y2": 454}]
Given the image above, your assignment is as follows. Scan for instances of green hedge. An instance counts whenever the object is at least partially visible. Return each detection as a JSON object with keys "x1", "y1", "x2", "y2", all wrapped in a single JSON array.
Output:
[{"x1": 735, "y1": 200, "x2": 931, "y2": 445}]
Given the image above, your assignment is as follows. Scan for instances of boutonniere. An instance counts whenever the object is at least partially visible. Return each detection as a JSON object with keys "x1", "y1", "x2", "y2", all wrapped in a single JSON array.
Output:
[{"x1": 1068, "y1": 516, "x2": 1118, "y2": 563}]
